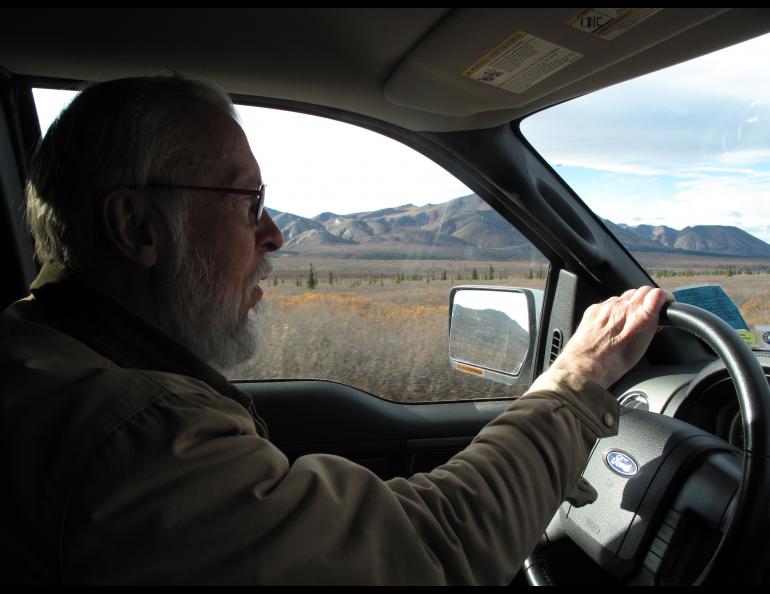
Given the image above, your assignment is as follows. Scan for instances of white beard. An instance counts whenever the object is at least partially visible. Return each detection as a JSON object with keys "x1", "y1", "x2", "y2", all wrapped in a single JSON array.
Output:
[{"x1": 155, "y1": 240, "x2": 271, "y2": 373}]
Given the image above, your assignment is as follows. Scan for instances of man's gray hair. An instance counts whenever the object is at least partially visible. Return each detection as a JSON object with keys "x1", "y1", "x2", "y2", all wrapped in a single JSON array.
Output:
[{"x1": 26, "y1": 76, "x2": 236, "y2": 273}]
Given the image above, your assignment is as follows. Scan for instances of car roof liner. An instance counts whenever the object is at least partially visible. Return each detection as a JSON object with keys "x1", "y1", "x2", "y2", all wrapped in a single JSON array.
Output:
[
  {"x1": 384, "y1": 8, "x2": 770, "y2": 130},
  {"x1": 3, "y1": 8, "x2": 770, "y2": 133}
]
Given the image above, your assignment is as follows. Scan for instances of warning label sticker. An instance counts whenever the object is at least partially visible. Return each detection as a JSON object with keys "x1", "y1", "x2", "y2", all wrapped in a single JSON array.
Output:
[
  {"x1": 464, "y1": 31, "x2": 582, "y2": 94},
  {"x1": 567, "y1": 8, "x2": 662, "y2": 40}
]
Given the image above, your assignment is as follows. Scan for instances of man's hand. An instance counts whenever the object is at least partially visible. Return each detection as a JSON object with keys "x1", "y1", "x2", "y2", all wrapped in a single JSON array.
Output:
[{"x1": 548, "y1": 286, "x2": 675, "y2": 389}]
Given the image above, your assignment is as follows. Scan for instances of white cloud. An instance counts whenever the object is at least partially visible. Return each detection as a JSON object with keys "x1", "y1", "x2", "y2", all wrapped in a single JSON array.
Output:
[
  {"x1": 676, "y1": 164, "x2": 759, "y2": 177},
  {"x1": 645, "y1": 34, "x2": 770, "y2": 100},
  {"x1": 746, "y1": 224, "x2": 770, "y2": 242},
  {"x1": 552, "y1": 157, "x2": 666, "y2": 176},
  {"x1": 584, "y1": 172, "x2": 770, "y2": 242},
  {"x1": 717, "y1": 148, "x2": 770, "y2": 166}
]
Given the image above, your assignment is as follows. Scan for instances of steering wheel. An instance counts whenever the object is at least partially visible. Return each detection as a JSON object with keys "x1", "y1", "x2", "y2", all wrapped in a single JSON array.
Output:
[{"x1": 524, "y1": 302, "x2": 770, "y2": 586}]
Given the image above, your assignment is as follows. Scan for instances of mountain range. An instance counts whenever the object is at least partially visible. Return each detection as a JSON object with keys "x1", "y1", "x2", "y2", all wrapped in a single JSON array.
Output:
[{"x1": 270, "y1": 194, "x2": 770, "y2": 260}]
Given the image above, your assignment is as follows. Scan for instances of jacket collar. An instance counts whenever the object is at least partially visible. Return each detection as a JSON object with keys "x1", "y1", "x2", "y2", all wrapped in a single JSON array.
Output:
[{"x1": 30, "y1": 261, "x2": 268, "y2": 438}]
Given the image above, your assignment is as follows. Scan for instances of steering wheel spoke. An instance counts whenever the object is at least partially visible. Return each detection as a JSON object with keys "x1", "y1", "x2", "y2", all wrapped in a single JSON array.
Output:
[
  {"x1": 561, "y1": 408, "x2": 737, "y2": 581},
  {"x1": 635, "y1": 449, "x2": 740, "y2": 585}
]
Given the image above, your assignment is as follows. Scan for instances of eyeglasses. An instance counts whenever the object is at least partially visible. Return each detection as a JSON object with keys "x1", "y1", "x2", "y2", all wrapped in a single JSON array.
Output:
[{"x1": 142, "y1": 182, "x2": 266, "y2": 223}]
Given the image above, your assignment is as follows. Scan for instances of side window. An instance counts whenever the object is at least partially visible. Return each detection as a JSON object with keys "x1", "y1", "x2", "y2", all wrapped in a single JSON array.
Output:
[
  {"x1": 232, "y1": 105, "x2": 548, "y2": 402},
  {"x1": 33, "y1": 88, "x2": 77, "y2": 133},
  {"x1": 32, "y1": 90, "x2": 549, "y2": 403}
]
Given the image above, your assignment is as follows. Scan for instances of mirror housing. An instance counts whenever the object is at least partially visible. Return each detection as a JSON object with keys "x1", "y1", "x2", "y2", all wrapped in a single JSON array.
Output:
[{"x1": 448, "y1": 286, "x2": 543, "y2": 387}]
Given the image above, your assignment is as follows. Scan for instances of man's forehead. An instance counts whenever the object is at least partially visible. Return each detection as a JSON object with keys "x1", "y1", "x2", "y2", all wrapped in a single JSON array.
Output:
[
  {"x1": 179, "y1": 148, "x2": 261, "y2": 188},
  {"x1": 176, "y1": 110, "x2": 261, "y2": 186}
]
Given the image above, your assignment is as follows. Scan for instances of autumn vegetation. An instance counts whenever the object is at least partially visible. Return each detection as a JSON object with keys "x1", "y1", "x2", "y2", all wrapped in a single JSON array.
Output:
[{"x1": 229, "y1": 257, "x2": 770, "y2": 403}]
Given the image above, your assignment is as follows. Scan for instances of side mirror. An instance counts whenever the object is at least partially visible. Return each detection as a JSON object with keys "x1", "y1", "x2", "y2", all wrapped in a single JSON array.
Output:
[{"x1": 448, "y1": 286, "x2": 543, "y2": 386}]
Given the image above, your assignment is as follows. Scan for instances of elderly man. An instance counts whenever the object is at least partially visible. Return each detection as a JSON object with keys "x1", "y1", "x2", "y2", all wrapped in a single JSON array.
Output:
[{"x1": 0, "y1": 76, "x2": 672, "y2": 585}]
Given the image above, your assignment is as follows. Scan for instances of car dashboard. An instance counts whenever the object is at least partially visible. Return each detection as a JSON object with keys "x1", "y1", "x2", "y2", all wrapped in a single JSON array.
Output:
[{"x1": 614, "y1": 350, "x2": 770, "y2": 447}]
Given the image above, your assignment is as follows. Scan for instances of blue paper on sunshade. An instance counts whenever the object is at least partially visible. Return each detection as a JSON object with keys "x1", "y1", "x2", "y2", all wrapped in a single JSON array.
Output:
[{"x1": 672, "y1": 285, "x2": 749, "y2": 331}]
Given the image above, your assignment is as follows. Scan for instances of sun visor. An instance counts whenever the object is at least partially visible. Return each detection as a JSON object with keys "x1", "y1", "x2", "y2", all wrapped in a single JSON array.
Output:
[{"x1": 384, "y1": 8, "x2": 731, "y2": 118}]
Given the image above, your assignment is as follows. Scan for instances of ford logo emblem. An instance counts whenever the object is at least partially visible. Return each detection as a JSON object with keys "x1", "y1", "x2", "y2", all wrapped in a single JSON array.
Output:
[{"x1": 606, "y1": 451, "x2": 639, "y2": 477}]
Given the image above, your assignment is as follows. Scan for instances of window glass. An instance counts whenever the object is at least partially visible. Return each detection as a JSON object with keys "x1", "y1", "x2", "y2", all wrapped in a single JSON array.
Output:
[
  {"x1": 521, "y1": 33, "x2": 770, "y2": 348},
  {"x1": 33, "y1": 88, "x2": 77, "y2": 134},
  {"x1": 233, "y1": 106, "x2": 548, "y2": 401},
  {"x1": 33, "y1": 90, "x2": 548, "y2": 402}
]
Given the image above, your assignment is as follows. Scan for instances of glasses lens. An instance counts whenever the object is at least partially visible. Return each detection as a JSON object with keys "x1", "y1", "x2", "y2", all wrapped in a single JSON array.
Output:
[{"x1": 257, "y1": 185, "x2": 266, "y2": 221}]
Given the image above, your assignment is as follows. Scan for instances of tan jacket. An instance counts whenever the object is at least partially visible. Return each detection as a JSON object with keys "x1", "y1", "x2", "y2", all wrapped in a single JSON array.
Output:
[{"x1": 0, "y1": 263, "x2": 618, "y2": 585}]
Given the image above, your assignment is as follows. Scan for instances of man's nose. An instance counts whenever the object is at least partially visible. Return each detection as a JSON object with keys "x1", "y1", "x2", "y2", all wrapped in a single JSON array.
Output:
[{"x1": 257, "y1": 210, "x2": 284, "y2": 252}]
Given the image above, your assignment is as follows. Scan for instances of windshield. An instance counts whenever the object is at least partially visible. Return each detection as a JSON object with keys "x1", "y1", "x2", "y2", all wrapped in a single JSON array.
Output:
[{"x1": 521, "y1": 32, "x2": 770, "y2": 350}]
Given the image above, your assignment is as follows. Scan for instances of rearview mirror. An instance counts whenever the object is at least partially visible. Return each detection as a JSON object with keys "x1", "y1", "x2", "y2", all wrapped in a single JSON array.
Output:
[{"x1": 448, "y1": 286, "x2": 542, "y2": 386}]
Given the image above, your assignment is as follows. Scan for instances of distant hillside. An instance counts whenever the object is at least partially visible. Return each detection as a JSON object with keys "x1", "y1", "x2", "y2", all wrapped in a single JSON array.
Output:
[
  {"x1": 268, "y1": 195, "x2": 770, "y2": 260},
  {"x1": 605, "y1": 220, "x2": 770, "y2": 258},
  {"x1": 451, "y1": 304, "x2": 529, "y2": 371}
]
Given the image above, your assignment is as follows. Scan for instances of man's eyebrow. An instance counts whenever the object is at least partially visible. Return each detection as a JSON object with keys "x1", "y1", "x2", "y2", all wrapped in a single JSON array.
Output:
[
  {"x1": 243, "y1": 178, "x2": 264, "y2": 189},
  {"x1": 228, "y1": 170, "x2": 262, "y2": 189}
]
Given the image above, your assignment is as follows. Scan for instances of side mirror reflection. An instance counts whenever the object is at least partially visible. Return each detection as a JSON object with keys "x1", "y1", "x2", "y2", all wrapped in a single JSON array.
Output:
[{"x1": 448, "y1": 287, "x2": 542, "y2": 386}]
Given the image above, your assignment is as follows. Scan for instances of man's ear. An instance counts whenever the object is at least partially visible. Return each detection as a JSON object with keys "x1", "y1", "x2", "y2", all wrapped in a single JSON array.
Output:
[{"x1": 102, "y1": 189, "x2": 160, "y2": 268}]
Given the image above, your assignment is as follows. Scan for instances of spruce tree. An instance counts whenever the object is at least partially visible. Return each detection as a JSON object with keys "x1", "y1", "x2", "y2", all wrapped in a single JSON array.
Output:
[{"x1": 307, "y1": 263, "x2": 317, "y2": 289}]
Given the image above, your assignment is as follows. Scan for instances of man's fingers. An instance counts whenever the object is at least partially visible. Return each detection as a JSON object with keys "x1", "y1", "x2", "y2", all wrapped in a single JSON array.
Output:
[
  {"x1": 603, "y1": 287, "x2": 652, "y2": 334},
  {"x1": 642, "y1": 287, "x2": 675, "y2": 320},
  {"x1": 546, "y1": 286, "x2": 677, "y2": 389},
  {"x1": 619, "y1": 288, "x2": 637, "y2": 300},
  {"x1": 627, "y1": 286, "x2": 655, "y2": 323}
]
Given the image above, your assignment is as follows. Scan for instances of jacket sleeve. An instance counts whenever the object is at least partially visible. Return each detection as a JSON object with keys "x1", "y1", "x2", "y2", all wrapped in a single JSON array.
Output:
[{"x1": 62, "y1": 370, "x2": 617, "y2": 585}]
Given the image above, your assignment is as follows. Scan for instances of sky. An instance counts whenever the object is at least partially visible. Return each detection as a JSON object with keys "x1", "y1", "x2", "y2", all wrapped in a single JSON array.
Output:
[
  {"x1": 33, "y1": 31, "x2": 770, "y2": 242},
  {"x1": 521, "y1": 32, "x2": 770, "y2": 243}
]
